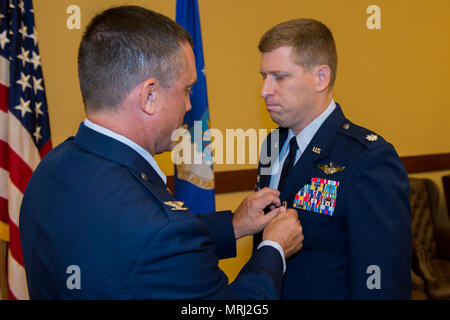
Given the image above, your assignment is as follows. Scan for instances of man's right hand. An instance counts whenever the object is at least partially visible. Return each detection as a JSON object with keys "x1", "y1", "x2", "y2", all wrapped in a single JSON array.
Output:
[
  {"x1": 262, "y1": 208, "x2": 303, "y2": 259},
  {"x1": 232, "y1": 187, "x2": 282, "y2": 239}
]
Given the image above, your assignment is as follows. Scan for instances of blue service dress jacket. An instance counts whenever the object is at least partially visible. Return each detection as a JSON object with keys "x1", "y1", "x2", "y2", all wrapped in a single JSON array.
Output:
[
  {"x1": 19, "y1": 123, "x2": 284, "y2": 299},
  {"x1": 253, "y1": 103, "x2": 412, "y2": 299}
]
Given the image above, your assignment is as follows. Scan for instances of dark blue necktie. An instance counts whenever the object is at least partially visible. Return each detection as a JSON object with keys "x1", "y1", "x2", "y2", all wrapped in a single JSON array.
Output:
[{"x1": 277, "y1": 137, "x2": 299, "y2": 192}]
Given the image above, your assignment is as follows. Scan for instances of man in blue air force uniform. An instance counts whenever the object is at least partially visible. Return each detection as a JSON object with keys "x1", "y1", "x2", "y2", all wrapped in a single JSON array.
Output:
[
  {"x1": 253, "y1": 19, "x2": 412, "y2": 299},
  {"x1": 19, "y1": 6, "x2": 304, "y2": 299}
]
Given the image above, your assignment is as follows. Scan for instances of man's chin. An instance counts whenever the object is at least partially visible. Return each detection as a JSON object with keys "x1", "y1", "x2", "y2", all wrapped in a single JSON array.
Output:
[
  {"x1": 152, "y1": 138, "x2": 175, "y2": 155},
  {"x1": 269, "y1": 113, "x2": 284, "y2": 127},
  {"x1": 167, "y1": 140, "x2": 177, "y2": 152}
]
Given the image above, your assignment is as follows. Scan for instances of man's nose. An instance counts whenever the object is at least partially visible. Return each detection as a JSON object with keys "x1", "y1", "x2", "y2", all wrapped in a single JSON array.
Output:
[{"x1": 260, "y1": 78, "x2": 273, "y2": 99}]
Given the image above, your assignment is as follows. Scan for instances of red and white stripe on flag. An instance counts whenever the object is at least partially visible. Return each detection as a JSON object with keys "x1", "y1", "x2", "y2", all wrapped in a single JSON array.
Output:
[{"x1": 0, "y1": 0, "x2": 52, "y2": 300}]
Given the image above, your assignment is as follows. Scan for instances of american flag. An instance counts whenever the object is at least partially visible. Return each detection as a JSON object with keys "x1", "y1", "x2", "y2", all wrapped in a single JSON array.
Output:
[{"x1": 0, "y1": 0, "x2": 51, "y2": 300}]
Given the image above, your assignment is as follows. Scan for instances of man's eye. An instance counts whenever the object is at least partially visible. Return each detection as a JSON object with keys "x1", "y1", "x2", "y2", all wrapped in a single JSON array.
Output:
[{"x1": 275, "y1": 75, "x2": 287, "y2": 81}]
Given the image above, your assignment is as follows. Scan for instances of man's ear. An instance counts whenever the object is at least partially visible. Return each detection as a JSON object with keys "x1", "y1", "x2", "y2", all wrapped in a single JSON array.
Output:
[
  {"x1": 140, "y1": 78, "x2": 159, "y2": 115},
  {"x1": 314, "y1": 65, "x2": 331, "y2": 92}
]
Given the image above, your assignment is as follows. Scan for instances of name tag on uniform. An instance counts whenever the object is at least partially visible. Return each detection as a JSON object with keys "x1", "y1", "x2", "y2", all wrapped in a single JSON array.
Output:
[{"x1": 293, "y1": 177, "x2": 339, "y2": 216}]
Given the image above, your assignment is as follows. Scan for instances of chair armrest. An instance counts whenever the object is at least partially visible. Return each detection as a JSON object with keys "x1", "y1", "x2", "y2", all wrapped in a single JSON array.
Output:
[
  {"x1": 415, "y1": 245, "x2": 438, "y2": 288},
  {"x1": 435, "y1": 223, "x2": 450, "y2": 260},
  {"x1": 411, "y1": 269, "x2": 425, "y2": 290}
]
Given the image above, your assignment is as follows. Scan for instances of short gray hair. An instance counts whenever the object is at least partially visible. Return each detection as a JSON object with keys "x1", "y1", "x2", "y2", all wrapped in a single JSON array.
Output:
[{"x1": 78, "y1": 6, "x2": 193, "y2": 112}]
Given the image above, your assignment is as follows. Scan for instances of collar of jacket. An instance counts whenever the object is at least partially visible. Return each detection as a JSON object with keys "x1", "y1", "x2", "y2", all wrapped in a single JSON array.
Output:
[
  {"x1": 295, "y1": 102, "x2": 346, "y2": 162},
  {"x1": 73, "y1": 123, "x2": 166, "y2": 189}
]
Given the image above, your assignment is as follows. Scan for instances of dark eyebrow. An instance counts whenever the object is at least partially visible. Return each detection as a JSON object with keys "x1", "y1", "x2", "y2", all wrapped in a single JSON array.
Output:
[
  {"x1": 260, "y1": 70, "x2": 288, "y2": 75},
  {"x1": 260, "y1": 70, "x2": 290, "y2": 78}
]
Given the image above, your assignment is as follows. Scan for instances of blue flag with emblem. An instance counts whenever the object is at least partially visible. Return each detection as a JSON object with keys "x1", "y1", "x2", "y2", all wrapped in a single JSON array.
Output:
[{"x1": 175, "y1": 0, "x2": 215, "y2": 214}]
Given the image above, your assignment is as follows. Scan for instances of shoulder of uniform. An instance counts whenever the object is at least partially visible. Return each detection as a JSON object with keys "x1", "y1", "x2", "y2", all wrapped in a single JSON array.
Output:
[
  {"x1": 130, "y1": 170, "x2": 194, "y2": 222},
  {"x1": 338, "y1": 120, "x2": 388, "y2": 150}
]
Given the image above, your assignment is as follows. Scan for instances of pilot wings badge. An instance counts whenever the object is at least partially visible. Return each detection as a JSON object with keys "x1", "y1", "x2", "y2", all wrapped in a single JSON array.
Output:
[
  {"x1": 317, "y1": 162, "x2": 345, "y2": 175},
  {"x1": 164, "y1": 201, "x2": 188, "y2": 211}
]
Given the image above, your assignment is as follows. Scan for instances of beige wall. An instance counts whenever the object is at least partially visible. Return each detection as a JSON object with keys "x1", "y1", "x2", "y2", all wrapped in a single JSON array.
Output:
[
  {"x1": 35, "y1": 0, "x2": 450, "y2": 172},
  {"x1": 32, "y1": 0, "x2": 450, "y2": 282}
]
